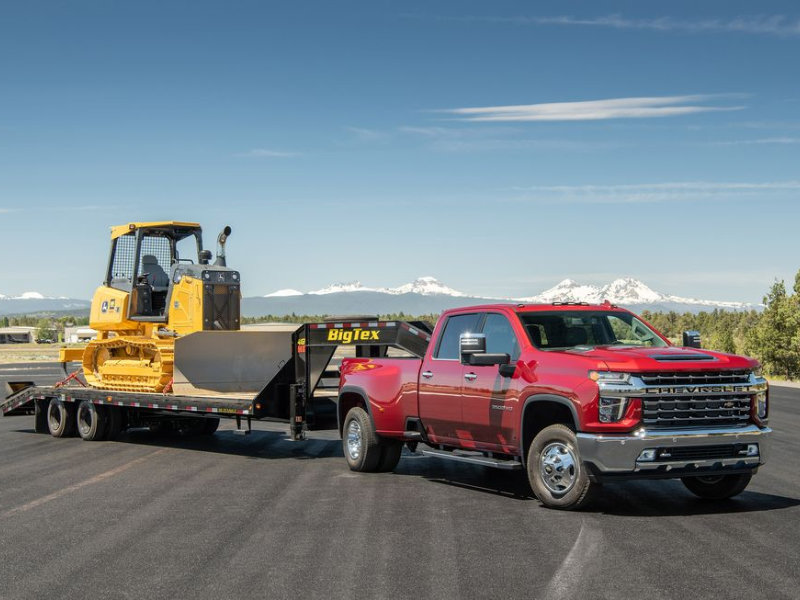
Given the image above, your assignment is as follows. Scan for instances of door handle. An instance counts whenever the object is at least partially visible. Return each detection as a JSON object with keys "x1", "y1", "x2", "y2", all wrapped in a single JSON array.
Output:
[
  {"x1": 464, "y1": 372, "x2": 477, "y2": 381},
  {"x1": 421, "y1": 371, "x2": 433, "y2": 379}
]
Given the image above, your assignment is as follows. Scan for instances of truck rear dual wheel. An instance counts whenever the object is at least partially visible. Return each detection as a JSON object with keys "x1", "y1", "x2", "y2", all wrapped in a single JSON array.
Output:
[
  {"x1": 681, "y1": 473, "x2": 752, "y2": 500},
  {"x1": 47, "y1": 399, "x2": 76, "y2": 438},
  {"x1": 527, "y1": 424, "x2": 597, "y2": 510},
  {"x1": 342, "y1": 407, "x2": 402, "y2": 473}
]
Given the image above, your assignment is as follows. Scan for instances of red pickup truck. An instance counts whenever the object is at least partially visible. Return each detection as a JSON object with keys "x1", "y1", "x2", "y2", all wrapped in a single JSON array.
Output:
[{"x1": 337, "y1": 302, "x2": 770, "y2": 509}]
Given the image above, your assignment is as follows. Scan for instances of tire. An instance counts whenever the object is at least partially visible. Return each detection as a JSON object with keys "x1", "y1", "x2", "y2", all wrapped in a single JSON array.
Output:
[
  {"x1": 681, "y1": 473, "x2": 752, "y2": 500},
  {"x1": 34, "y1": 399, "x2": 50, "y2": 434},
  {"x1": 105, "y1": 407, "x2": 123, "y2": 440},
  {"x1": 376, "y1": 439, "x2": 403, "y2": 472},
  {"x1": 76, "y1": 400, "x2": 109, "y2": 441},
  {"x1": 527, "y1": 424, "x2": 597, "y2": 510},
  {"x1": 201, "y1": 417, "x2": 220, "y2": 435},
  {"x1": 177, "y1": 418, "x2": 206, "y2": 436},
  {"x1": 47, "y1": 398, "x2": 76, "y2": 438},
  {"x1": 342, "y1": 407, "x2": 383, "y2": 472}
]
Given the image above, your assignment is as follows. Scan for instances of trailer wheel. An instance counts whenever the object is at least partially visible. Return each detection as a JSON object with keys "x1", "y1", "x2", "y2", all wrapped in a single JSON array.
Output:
[
  {"x1": 527, "y1": 424, "x2": 597, "y2": 510},
  {"x1": 376, "y1": 440, "x2": 403, "y2": 472},
  {"x1": 342, "y1": 407, "x2": 382, "y2": 472},
  {"x1": 105, "y1": 407, "x2": 123, "y2": 440},
  {"x1": 681, "y1": 473, "x2": 752, "y2": 500},
  {"x1": 34, "y1": 399, "x2": 50, "y2": 434},
  {"x1": 201, "y1": 417, "x2": 220, "y2": 435},
  {"x1": 47, "y1": 398, "x2": 76, "y2": 438},
  {"x1": 76, "y1": 400, "x2": 109, "y2": 441}
]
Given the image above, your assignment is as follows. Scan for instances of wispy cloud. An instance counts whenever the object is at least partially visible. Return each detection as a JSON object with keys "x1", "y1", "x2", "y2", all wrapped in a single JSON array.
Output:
[
  {"x1": 510, "y1": 181, "x2": 800, "y2": 204},
  {"x1": 442, "y1": 95, "x2": 745, "y2": 122},
  {"x1": 345, "y1": 126, "x2": 391, "y2": 143},
  {"x1": 236, "y1": 148, "x2": 300, "y2": 158},
  {"x1": 450, "y1": 14, "x2": 800, "y2": 37},
  {"x1": 712, "y1": 137, "x2": 800, "y2": 146}
]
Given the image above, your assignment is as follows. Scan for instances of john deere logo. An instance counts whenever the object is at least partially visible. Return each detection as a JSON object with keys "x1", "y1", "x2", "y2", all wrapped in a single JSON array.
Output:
[{"x1": 327, "y1": 329, "x2": 380, "y2": 344}]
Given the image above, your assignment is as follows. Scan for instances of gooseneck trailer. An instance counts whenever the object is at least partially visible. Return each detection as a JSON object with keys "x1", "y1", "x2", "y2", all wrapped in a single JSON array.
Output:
[{"x1": 1, "y1": 318, "x2": 432, "y2": 442}]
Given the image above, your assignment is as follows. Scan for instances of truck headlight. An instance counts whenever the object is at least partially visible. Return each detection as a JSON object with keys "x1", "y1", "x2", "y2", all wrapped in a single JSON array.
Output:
[
  {"x1": 752, "y1": 365, "x2": 763, "y2": 378},
  {"x1": 755, "y1": 391, "x2": 768, "y2": 420},
  {"x1": 599, "y1": 397, "x2": 628, "y2": 423},
  {"x1": 590, "y1": 371, "x2": 631, "y2": 384}
]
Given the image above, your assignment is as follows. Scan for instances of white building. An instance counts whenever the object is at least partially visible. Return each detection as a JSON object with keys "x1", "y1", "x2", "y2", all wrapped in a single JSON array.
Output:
[
  {"x1": 63, "y1": 326, "x2": 98, "y2": 344},
  {"x1": 0, "y1": 326, "x2": 36, "y2": 344}
]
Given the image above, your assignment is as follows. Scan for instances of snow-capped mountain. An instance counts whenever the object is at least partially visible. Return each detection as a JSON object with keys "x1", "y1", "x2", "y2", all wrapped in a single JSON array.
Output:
[
  {"x1": 0, "y1": 291, "x2": 91, "y2": 316},
  {"x1": 251, "y1": 276, "x2": 757, "y2": 316}
]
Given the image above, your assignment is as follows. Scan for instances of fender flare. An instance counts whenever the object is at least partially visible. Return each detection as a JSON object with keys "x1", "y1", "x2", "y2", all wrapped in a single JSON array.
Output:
[
  {"x1": 337, "y1": 385, "x2": 374, "y2": 434},
  {"x1": 519, "y1": 393, "x2": 581, "y2": 465}
]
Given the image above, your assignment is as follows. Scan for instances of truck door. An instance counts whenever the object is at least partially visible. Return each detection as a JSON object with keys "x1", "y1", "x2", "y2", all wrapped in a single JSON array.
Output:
[
  {"x1": 418, "y1": 313, "x2": 481, "y2": 445},
  {"x1": 460, "y1": 312, "x2": 523, "y2": 453}
]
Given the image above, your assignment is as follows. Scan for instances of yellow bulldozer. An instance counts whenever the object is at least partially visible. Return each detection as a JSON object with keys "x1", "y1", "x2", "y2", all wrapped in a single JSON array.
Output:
[{"x1": 61, "y1": 221, "x2": 246, "y2": 393}]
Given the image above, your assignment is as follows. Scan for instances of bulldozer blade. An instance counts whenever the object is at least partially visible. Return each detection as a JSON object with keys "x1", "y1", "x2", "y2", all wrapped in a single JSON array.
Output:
[{"x1": 173, "y1": 330, "x2": 298, "y2": 396}]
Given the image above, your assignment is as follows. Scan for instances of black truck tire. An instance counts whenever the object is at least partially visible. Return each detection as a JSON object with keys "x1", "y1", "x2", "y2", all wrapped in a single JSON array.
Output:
[
  {"x1": 34, "y1": 399, "x2": 50, "y2": 434},
  {"x1": 105, "y1": 407, "x2": 123, "y2": 440},
  {"x1": 527, "y1": 424, "x2": 597, "y2": 510},
  {"x1": 47, "y1": 398, "x2": 76, "y2": 438},
  {"x1": 376, "y1": 440, "x2": 403, "y2": 472},
  {"x1": 681, "y1": 473, "x2": 752, "y2": 500},
  {"x1": 76, "y1": 400, "x2": 109, "y2": 441},
  {"x1": 342, "y1": 407, "x2": 383, "y2": 472},
  {"x1": 201, "y1": 417, "x2": 220, "y2": 435}
]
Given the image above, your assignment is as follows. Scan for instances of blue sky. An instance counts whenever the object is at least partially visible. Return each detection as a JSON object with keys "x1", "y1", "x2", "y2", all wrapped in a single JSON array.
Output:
[{"x1": 1, "y1": 0, "x2": 798, "y2": 303}]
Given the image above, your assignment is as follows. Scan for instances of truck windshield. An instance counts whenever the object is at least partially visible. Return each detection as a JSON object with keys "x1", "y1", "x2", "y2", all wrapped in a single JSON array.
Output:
[{"x1": 518, "y1": 310, "x2": 668, "y2": 350}]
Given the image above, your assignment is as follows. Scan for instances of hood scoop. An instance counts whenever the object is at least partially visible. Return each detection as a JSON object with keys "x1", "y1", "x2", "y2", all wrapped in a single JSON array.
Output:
[{"x1": 652, "y1": 353, "x2": 716, "y2": 362}]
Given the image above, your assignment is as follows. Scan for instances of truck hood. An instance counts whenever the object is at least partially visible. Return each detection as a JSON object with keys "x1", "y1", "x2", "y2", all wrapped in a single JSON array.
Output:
[{"x1": 561, "y1": 345, "x2": 758, "y2": 372}]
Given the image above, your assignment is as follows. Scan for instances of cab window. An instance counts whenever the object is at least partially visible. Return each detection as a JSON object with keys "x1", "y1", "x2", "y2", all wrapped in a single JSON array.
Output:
[{"x1": 435, "y1": 313, "x2": 481, "y2": 360}]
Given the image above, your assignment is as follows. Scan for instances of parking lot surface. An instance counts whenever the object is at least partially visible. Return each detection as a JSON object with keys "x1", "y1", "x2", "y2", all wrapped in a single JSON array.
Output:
[{"x1": 1, "y1": 377, "x2": 797, "y2": 600}]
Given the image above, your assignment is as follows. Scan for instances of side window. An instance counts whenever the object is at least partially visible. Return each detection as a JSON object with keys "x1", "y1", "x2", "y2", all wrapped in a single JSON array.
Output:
[
  {"x1": 482, "y1": 313, "x2": 520, "y2": 361},
  {"x1": 110, "y1": 234, "x2": 136, "y2": 282},
  {"x1": 435, "y1": 313, "x2": 481, "y2": 360}
]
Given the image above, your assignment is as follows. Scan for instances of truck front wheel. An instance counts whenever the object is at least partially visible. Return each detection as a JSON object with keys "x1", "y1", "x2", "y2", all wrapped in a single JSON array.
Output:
[
  {"x1": 342, "y1": 407, "x2": 383, "y2": 472},
  {"x1": 527, "y1": 424, "x2": 597, "y2": 510},
  {"x1": 681, "y1": 473, "x2": 752, "y2": 500}
]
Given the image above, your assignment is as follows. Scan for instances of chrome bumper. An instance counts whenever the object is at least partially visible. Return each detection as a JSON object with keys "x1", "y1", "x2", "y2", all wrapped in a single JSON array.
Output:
[{"x1": 576, "y1": 424, "x2": 771, "y2": 476}]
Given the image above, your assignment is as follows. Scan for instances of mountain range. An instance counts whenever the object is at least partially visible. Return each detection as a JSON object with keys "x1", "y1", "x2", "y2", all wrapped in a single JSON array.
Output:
[{"x1": 0, "y1": 276, "x2": 759, "y2": 318}]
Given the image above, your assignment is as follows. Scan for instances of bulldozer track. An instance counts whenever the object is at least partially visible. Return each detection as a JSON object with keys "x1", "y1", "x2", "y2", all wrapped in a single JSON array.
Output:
[{"x1": 82, "y1": 337, "x2": 175, "y2": 393}]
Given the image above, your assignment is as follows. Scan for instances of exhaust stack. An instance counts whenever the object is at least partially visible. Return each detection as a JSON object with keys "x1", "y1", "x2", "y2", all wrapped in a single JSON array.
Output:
[{"x1": 214, "y1": 225, "x2": 232, "y2": 266}]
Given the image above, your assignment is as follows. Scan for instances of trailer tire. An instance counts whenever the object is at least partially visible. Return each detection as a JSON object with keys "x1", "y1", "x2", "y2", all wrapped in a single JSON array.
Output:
[
  {"x1": 47, "y1": 398, "x2": 76, "y2": 438},
  {"x1": 342, "y1": 407, "x2": 382, "y2": 472},
  {"x1": 681, "y1": 473, "x2": 752, "y2": 500},
  {"x1": 34, "y1": 399, "x2": 50, "y2": 434},
  {"x1": 76, "y1": 400, "x2": 109, "y2": 441},
  {"x1": 527, "y1": 424, "x2": 597, "y2": 510},
  {"x1": 201, "y1": 417, "x2": 220, "y2": 435},
  {"x1": 105, "y1": 407, "x2": 123, "y2": 440},
  {"x1": 376, "y1": 440, "x2": 403, "y2": 472}
]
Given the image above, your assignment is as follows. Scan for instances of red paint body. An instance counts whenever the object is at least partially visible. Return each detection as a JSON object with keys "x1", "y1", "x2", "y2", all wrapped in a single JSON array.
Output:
[{"x1": 339, "y1": 303, "x2": 760, "y2": 458}]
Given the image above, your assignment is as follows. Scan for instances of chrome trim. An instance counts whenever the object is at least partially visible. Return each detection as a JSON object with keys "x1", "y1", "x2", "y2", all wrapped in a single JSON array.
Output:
[
  {"x1": 576, "y1": 424, "x2": 771, "y2": 474},
  {"x1": 464, "y1": 373, "x2": 477, "y2": 381},
  {"x1": 598, "y1": 373, "x2": 768, "y2": 398}
]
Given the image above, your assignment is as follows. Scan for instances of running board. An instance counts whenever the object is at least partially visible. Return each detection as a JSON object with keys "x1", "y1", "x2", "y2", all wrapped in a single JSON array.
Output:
[{"x1": 420, "y1": 448, "x2": 523, "y2": 470}]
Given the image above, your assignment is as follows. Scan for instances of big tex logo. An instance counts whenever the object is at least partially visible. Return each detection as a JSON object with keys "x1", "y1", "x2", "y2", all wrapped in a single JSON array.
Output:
[{"x1": 327, "y1": 328, "x2": 380, "y2": 344}]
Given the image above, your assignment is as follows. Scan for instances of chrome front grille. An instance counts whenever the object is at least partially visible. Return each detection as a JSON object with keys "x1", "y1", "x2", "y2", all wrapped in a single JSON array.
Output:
[
  {"x1": 639, "y1": 370, "x2": 751, "y2": 386},
  {"x1": 642, "y1": 395, "x2": 751, "y2": 428}
]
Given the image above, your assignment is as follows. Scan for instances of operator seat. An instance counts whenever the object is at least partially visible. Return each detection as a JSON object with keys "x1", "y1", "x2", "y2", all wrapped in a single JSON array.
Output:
[{"x1": 141, "y1": 255, "x2": 169, "y2": 316}]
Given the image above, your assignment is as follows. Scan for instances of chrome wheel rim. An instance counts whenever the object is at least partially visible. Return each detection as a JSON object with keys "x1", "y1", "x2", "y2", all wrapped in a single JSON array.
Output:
[
  {"x1": 539, "y1": 442, "x2": 578, "y2": 494},
  {"x1": 346, "y1": 420, "x2": 363, "y2": 461}
]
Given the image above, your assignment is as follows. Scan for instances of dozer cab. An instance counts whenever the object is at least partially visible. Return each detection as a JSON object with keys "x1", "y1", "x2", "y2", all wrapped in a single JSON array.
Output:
[{"x1": 63, "y1": 221, "x2": 243, "y2": 392}]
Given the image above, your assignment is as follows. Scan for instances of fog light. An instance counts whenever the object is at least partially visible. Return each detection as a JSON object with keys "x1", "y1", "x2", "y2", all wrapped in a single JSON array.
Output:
[
  {"x1": 638, "y1": 449, "x2": 657, "y2": 462},
  {"x1": 599, "y1": 397, "x2": 628, "y2": 422},
  {"x1": 746, "y1": 444, "x2": 759, "y2": 457}
]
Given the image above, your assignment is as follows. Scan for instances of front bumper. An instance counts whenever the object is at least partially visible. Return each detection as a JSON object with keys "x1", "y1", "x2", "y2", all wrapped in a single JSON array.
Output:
[{"x1": 576, "y1": 424, "x2": 771, "y2": 481}]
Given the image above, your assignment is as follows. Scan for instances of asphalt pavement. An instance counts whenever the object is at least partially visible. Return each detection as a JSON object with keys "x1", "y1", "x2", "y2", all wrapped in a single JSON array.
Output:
[{"x1": 0, "y1": 370, "x2": 797, "y2": 599}]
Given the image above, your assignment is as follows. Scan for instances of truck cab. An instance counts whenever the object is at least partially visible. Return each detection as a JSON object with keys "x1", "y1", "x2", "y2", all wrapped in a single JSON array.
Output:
[{"x1": 338, "y1": 303, "x2": 770, "y2": 509}]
